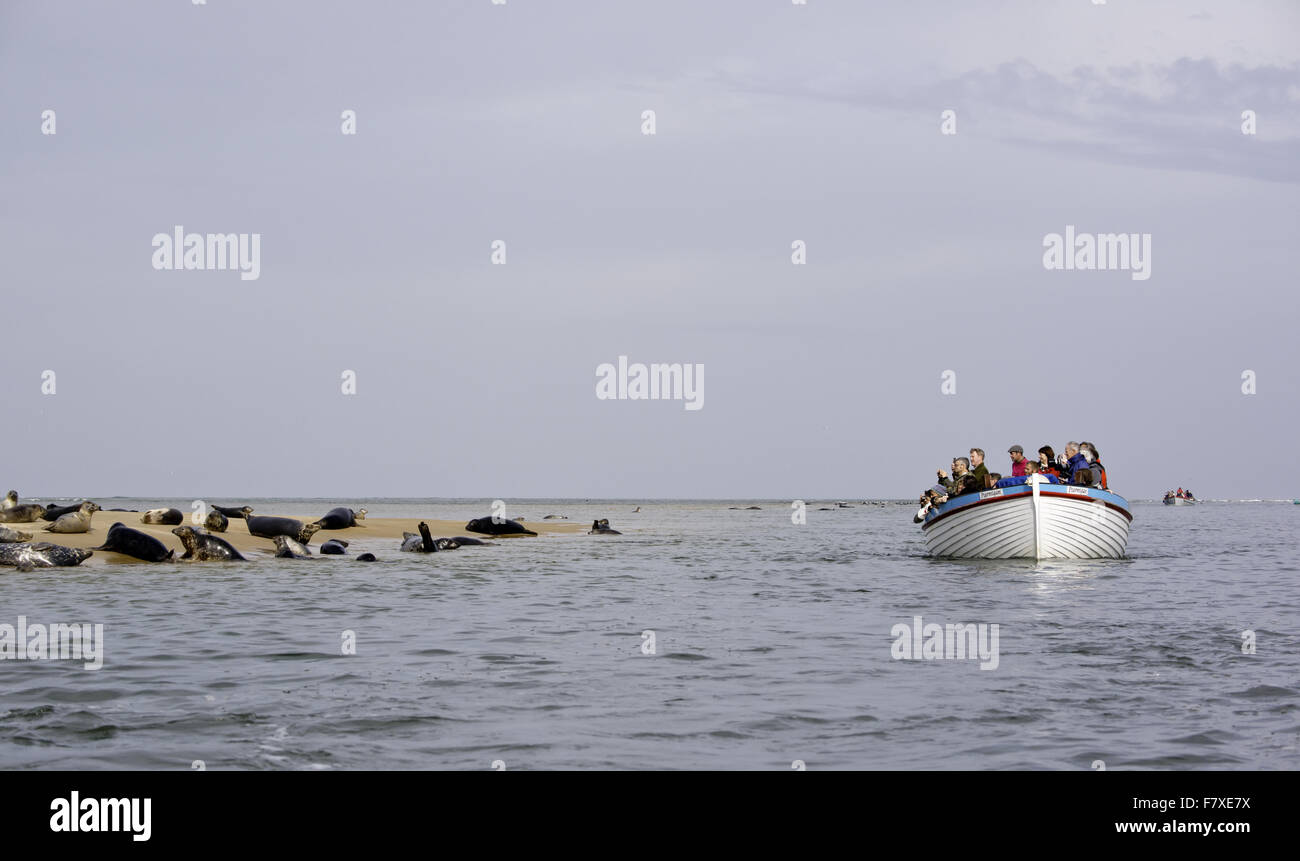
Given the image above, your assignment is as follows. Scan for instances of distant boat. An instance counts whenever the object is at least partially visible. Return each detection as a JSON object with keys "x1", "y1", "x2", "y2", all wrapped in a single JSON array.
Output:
[
  {"x1": 920, "y1": 476, "x2": 1130, "y2": 560},
  {"x1": 1163, "y1": 495, "x2": 1196, "y2": 506}
]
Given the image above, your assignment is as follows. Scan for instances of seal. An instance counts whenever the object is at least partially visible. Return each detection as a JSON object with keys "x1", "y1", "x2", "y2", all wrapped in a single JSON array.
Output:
[
  {"x1": 0, "y1": 526, "x2": 34, "y2": 543},
  {"x1": 542, "y1": 514, "x2": 568, "y2": 520},
  {"x1": 172, "y1": 526, "x2": 245, "y2": 561},
  {"x1": 446, "y1": 536, "x2": 489, "y2": 547},
  {"x1": 211, "y1": 505, "x2": 254, "y2": 520},
  {"x1": 0, "y1": 541, "x2": 93, "y2": 570},
  {"x1": 356, "y1": 552, "x2": 378, "y2": 562},
  {"x1": 41, "y1": 501, "x2": 90, "y2": 521},
  {"x1": 272, "y1": 535, "x2": 313, "y2": 559},
  {"x1": 465, "y1": 517, "x2": 536, "y2": 537},
  {"x1": 399, "y1": 522, "x2": 456, "y2": 553},
  {"x1": 44, "y1": 502, "x2": 101, "y2": 534},
  {"x1": 314, "y1": 507, "x2": 367, "y2": 530},
  {"x1": 1, "y1": 490, "x2": 17, "y2": 510},
  {"x1": 141, "y1": 508, "x2": 184, "y2": 526},
  {"x1": 94, "y1": 522, "x2": 175, "y2": 562},
  {"x1": 319, "y1": 539, "x2": 349, "y2": 555},
  {"x1": 0, "y1": 504, "x2": 47, "y2": 523},
  {"x1": 205, "y1": 510, "x2": 229, "y2": 533},
  {"x1": 246, "y1": 515, "x2": 320, "y2": 544},
  {"x1": 588, "y1": 518, "x2": 622, "y2": 535}
]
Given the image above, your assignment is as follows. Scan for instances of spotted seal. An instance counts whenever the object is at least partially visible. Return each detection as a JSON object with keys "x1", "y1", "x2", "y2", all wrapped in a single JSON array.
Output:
[
  {"x1": 272, "y1": 535, "x2": 313, "y2": 559},
  {"x1": 211, "y1": 505, "x2": 254, "y2": 520},
  {"x1": 205, "y1": 510, "x2": 229, "y2": 533},
  {"x1": 588, "y1": 518, "x2": 622, "y2": 535},
  {"x1": 0, "y1": 541, "x2": 93, "y2": 569},
  {"x1": 172, "y1": 526, "x2": 245, "y2": 561}
]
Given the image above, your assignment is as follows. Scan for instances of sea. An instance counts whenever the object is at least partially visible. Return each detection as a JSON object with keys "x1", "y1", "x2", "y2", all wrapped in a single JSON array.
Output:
[{"x1": 2, "y1": 498, "x2": 1296, "y2": 770}]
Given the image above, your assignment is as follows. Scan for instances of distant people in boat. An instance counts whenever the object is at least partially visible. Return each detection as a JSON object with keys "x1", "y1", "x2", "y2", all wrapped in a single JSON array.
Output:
[
  {"x1": 1008, "y1": 445, "x2": 1028, "y2": 476},
  {"x1": 1185, "y1": 489, "x2": 1194, "y2": 500}
]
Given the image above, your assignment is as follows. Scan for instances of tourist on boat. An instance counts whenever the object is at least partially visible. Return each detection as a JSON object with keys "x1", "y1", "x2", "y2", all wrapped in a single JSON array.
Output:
[
  {"x1": 1176, "y1": 487, "x2": 1185, "y2": 498},
  {"x1": 983, "y1": 472, "x2": 1002, "y2": 490},
  {"x1": 1072, "y1": 468, "x2": 1095, "y2": 487},
  {"x1": 1008, "y1": 445, "x2": 1028, "y2": 476},
  {"x1": 1061, "y1": 442, "x2": 1088, "y2": 482},
  {"x1": 969, "y1": 448, "x2": 989, "y2": 486},
  {"x1": 994, "y1": 461, "x2": 1061, "y2": 488},
  {"x1": 1081, "y1": 443, "x2": 1108, "y2": 490},
  {"x1": 937, "y1": 457, "x2": 976, "y2": 495},
  {"x1": 1038, "y1": 446, "x2": 1061, "y2": 479}
]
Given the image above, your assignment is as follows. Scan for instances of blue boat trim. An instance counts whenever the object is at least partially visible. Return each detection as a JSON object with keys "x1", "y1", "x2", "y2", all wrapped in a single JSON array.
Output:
[{"x1": 922, "y1": 484, "x2": 1132, "y2": 530}]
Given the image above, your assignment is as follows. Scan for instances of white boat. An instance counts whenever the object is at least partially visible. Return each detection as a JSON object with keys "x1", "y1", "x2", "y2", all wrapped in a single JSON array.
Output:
[
  {"x1": 920, "y1": 475, "x2": 1131, "y2": 560},
  {"x1": 1163, "y1": 496, "x2": 1195, "y2": 505}
]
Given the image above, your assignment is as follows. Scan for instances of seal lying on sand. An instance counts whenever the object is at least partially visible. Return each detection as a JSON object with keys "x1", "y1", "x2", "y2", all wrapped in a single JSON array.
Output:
[
  {"x1": 211, "y1": 505, "x2": 254, "y2": 520},
  {"x1": 172, "y1": 526, "x2": 245, "y2": 561},
  {"x1": 94, "y1": 522, "x2": 174, "y2": 562},
  {"x1": 0, "y1": 542, "x2": 93, "y2": 569},
  {"x1": 141, "y1": 508, "x2": 184, "y2": 526},
  {"x1": 320, "y1": 539, "x2": 349, "y2": 555},
  {"x1": 246, "y1": 515, "x2": 320, "y2": 545},
  {"x1": 41, "y1": 501, "x2": 90, "y2": 521},
  {"x1": 543, "y1": 514, "x2": 568, "y2": 520},
  {"x1": 588, "y1": 518, "x2": 622, "y2": 535},
  {"x1": 0, "y1": 526, "x2": 34, "y2": 543},
  {"x1": 465, "y1": 517, "x2": 536, "y2": 537},
  {"x1": 314, "y1": 507, "x2": 367, "y2": 530},
  {"x1": 45, "y1": 502, "x2": 101, "y2": 534},
  {"x1": 205, "y1": 510, "x2": 229, "y2": 533},
  {"x1": 273, "y1": 535, "x2": 313, "y2": 559},
  {"x1": 0, "y1": 504, "x2": 47, "y2": 523}
]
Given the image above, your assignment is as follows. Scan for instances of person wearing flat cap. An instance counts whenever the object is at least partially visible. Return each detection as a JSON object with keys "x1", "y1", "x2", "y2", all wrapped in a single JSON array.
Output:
[{"x1": 1008, "y1": 444, "x2": 1028, "y2": 477}]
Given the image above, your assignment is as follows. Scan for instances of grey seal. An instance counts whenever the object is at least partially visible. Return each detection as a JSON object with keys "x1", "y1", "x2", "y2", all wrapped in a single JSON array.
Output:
[
  {"x1": 246, "y1": 515, "x2": 320, "y2": 545},
  {"x1": 94, "y1": 522, "x2": 174, "y2": 562},
  {"x1": 319, "y1": 539, "x2": 349, "y2": 555},
  {"x1": 44, "y1": 502, "x2": 101, "y2": 534},
  {"x1": 204, "y1": 510, "x2": 229, "y2": 533},
  {"x1": 0, "y1": 541, "x2": 94, "y2": 570},
  {"x1": 464, "y1": 517, "x2": 536, "y2": 536},
  {"x1": 172, "y1": 526, "x2": 245, "y2": 561},
  {"x1": 211, "y1": 505, "x2": 254, "y2": 520},
  {"x1": 272, "y1": 535, "x2": 313, "y2": 559},
  {"x1": 314, "y1": 507, "x2": 367, "y2": 530},
  {"x1": 0, "y1": 526, "x2": 34, "y2": 543},
  {"x1": 0, "y1": 504, "x2": 47, "y2": 523},
  {"x1": 141, "y1": 508, "x2": 184, "y2": 525},
  {"x1": 588, "y1": 518, "x2": 622, "y2": 535}
]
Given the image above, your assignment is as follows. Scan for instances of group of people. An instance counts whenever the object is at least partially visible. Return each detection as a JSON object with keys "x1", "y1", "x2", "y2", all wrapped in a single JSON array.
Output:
[
  {"x1": 1164, "y1": 488, "x2": 1195, "y2": 501},
  {"x1": 914, "y1": 442, "x2": 1109, "y2": 520}
]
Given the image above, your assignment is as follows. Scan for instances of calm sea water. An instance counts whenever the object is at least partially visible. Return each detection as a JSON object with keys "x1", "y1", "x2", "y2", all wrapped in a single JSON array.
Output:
[{"x1": 2, "y1": 498, "x2": 1297, "y2": 770}]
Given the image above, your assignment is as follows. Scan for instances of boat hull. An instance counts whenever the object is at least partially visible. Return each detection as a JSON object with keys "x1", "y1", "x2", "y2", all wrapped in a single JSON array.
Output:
[
  {"x1": 922, "y1": 481, "x2": 1131, "y2": 559},
  {"x1": 1163, "y1": 497, "x2": 1195, "y2": 505}
]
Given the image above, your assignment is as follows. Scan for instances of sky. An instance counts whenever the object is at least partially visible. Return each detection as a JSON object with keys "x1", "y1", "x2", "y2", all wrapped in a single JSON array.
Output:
[{"x1": 1, "y1": 1, "x2": 1297, "y2": 500}]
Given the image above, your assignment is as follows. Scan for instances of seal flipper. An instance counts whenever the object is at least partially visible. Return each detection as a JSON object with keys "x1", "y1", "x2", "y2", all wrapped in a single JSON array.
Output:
[{"x1": 418, "y1": 521, "x2": 436, "y2": 553}]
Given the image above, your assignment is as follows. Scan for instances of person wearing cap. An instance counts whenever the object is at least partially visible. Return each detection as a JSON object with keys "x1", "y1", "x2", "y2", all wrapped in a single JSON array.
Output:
[{"x1": 1008, "y1": 445, "x2": 1028, "y2": 477}]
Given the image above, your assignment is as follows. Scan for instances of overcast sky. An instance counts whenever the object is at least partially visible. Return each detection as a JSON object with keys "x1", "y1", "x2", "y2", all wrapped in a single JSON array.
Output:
[{"x1": 2, "y1": 1, "x2": 1296, "y2": 499}]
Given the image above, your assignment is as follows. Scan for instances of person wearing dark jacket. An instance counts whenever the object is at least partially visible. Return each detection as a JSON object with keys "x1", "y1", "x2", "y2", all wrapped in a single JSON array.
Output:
[{"x1": 969, "y1": 448, "x2": 990, "y2": 487}]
